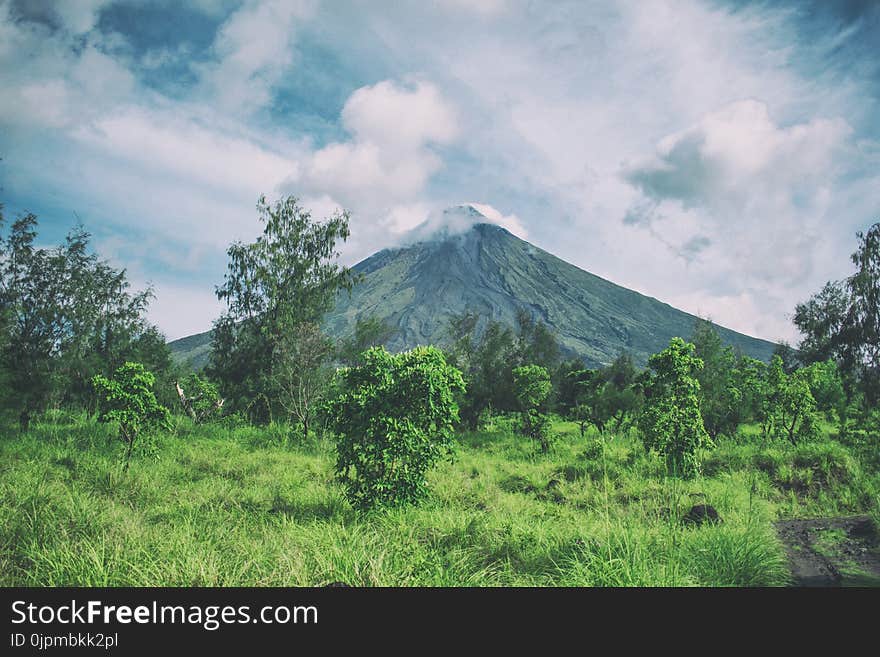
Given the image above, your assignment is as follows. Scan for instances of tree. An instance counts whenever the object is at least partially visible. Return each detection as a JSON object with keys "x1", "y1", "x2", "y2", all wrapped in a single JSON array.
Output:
[
  {"x1": 208, "y1": 195, "x2": 356, "y2": 419},
  {"x1": 761, "y1": 356, "x2": 820, "y2": 445},
  {"x1": 793, "y1": 281, "x2": 848, "y2": 365},
  {"x1": 92, "y1": 362, "x2": 171, "y2": 470},
  {"x1": 175, "y1": 373, "x2": 223, "y2": 424},
  {"x1": 567, "y1": 354, "x2": 643, "y2": 437},
  {"x1": 733, "y1": 355, "x2": 767, "y2": 425},
  {"x1": 445, "y1": 313, "x2": 517, "y2": 429},
  {"x1": 325, "y1": 346, "x2": 465, "y2": 510},
  {"x1": 515, "y1": 309, "x2": 560, "y2": 372},
  {"x1": 845, "y1": 222, "x2": 880, "y2": 403},
  {"x1": 0, "y1": 213, "x2": 167, "y2": 428},
  {"x1": 273, "y1": 321, "x2": 334, "y2": 440},
  {"x1": 553, "y1": 357, "x2": 589, "y2": 416},
  {"x1": 512, "y1": 364, "x2": 552, "y2": 453},
  {"x1": 799, "y1": 359, "x2": 846, "y2": 422},
  {"x1": 691, "y1": 319, "x2": 742, "y2": 439},
  {"x1": 772, "y1": 341, "x2": 801, "y2": 374},
  {"x1": 337, "y1": 316, "x2": 395, "y2": 366},
  {"x1": 794, "y1": 221, "x2": 880, "y2": 404},
  {"x1": 638, "y1": 338, "x2": 710, "y2": 477}
]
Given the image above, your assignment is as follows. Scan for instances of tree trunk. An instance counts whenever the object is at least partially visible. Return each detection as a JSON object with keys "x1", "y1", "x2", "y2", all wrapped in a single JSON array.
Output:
[{"x1": 123, "y1": 439, "x2": 134, "y2": 472}]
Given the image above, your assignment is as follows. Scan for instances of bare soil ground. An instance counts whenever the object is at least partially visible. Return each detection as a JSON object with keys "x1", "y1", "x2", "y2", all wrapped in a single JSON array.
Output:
[{"x1": 775, "y1": 515, "x2": 880, "y2": 587}]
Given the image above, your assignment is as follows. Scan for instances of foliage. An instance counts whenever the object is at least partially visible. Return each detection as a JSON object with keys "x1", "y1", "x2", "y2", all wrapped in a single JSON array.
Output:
[
  {"x1": 512, "y1": 364, "x2": 552, "y2": 453},
  {"x1": 733, "y1": 356, "x2": 768, "y2": 424},
  {"x1": 337, "y1": 316, "x2": 395, "y2": 367},
  {"x1": 799, "y1": 359, "x2": 846, "y2": 422},
  {"x1": 514, "y1": 309, "x2": 561, "y2": 372},
  {"x1": 691, "y1": 320, "x2": 743, "y2": 439},
  {"x1": 638, "y1": 338, "x2": 710, "y2": 477},
  {"x1": 208, "y1": 195, "x2": 356, "y2": 420},
  {"x1": 553, "y1": 357, "x2": 589, "y2": 415},
  {"x1": 568, "y1": 353, "x2": 643, "y2": 436},
  {"x1": 175, "y1": 373, "x2": 223, "y2": 424},
  {"x1": 91, "y1": 362, "x2": 171, "y2": 469},
  {"x1": 272, "y1": 321, "x2": 334, "y2": 440},
  {"x1": 0, "y1": 211, "x2": 169, "y2": 429},
  {"x1": 794, "y1": 221, "x2": 880, "y2": 404},
  {"x1": 761, "y1": 356, "x2": 820, "y2": 445},
  {"x1": 446, "y1": 312, "x2": 516, "y2": 428},
  {"x1": 446, "y1": 310, "x2": 561, "y2": 429},
  {"x1": 771, "y1": 341, "x2": 801, "y2": 374},
  {"x1": 325, "y1": 346, "x2": 465, "y2": 510}
]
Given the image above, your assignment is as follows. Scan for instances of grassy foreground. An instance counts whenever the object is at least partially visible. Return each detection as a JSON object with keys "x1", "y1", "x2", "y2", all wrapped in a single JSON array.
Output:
[{"x1": 1, "y1": 412, "x2": 877, "y2": 586}]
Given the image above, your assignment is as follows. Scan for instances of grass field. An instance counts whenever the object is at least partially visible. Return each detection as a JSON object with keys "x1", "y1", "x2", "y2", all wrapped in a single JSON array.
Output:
[{"x1": 1, "y1": 412, "x2": 877, "y2": 586}]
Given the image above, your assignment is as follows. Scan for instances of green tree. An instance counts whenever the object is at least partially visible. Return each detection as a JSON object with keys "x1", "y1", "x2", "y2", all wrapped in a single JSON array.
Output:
[
  {"x1": 799, "y1": 359, "x2": 846, "y2": 422},
  {"x1": 0, "y1": 213, "x2": 167, "y2": 428},
  {"x1": 761, "y1": 356, "x2": 820, "y2": 444},
  {"x1": 568, "y1": 354, "x2": 643, "y2": 437},
  {"x1": 691, "y1": 319, "x2": 742, "y2": 439},
  {"x1": 733, "y1": 355, "x2": 768, "y2": 424},
  {"x1": 92, "y1": 362, "x2": 171, "y2": 470},
  {"x1": 445, "y1": 313, "x2": 517, "y2": 428},
  {"x1": 512, "y1": 364, "x2": 552, "y2": 453},
  {"x1": 325, "y1": 346, "x2": 465, "y2": 510},
  {"x1": 515, "y1": 309, "x2": 560, "y2": 373},
  {"x1": 638, "y1": 337, "x2": 710, "y2": 477},
  {"x1": 794, "y1": 221, "x2": 880, "y2": 404},
  {"x1": 553, "y1": 357, "x2": 589, "y2": 416},
  {"x1": 273, "y1": 321, "x2": 334, "y2": 440},
  {"x1": 208, "y1": 195, "x2": 356, "y2": 419},
  {"x1": 175, "y1": 373, "x2": 223, "y2": 424},
  {"x1": 337, "y1": 316, "x2": 395, "y2": 366}
]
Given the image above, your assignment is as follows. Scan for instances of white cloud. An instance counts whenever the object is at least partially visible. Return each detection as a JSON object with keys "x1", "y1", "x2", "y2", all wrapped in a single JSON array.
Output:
[
  {"x1": 467, "y1": 203, "x2": 528, "y2": 239},
  {"x1": 619, "y1": 99, "x2": 855, "y2": 339},
  {"x1": 295, "y1": 79, "x2": 459, "y2": 208},
  {"x1": 144, "y1": 281, "x2": 225, "y2": 342},
  {"x1": 196, "y1": 0, "x2": 314, "y2": 115},
  {"x1": 72, "y1": 107, "x2": 298, "y2": 204}
]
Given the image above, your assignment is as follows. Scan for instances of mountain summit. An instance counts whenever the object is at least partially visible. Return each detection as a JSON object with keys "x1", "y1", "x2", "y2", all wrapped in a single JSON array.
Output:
[
  {"x1": 169, "y1": 214, "x2": 776, "y2": 368},
  {"x1": 324, "y1": 220, "x2": 776, "y2": 365}
]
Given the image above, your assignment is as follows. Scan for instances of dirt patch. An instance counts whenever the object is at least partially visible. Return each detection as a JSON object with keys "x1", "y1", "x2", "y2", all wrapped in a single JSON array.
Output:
[{"x1": 775, "y1": 515, "x2": 880, "y2": 587}]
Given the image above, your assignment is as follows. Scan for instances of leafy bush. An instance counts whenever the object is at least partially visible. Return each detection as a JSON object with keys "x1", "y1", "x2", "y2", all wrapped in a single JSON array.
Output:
[
  {"x1": 762, "y1": 357, "x2": 821, "y2": 444},
  {"x1": 92, "y1": 362, "x2": 171, "y2": 470},
  {"x1": 638, "y1": 337, "x2": 711, "y2": 477},
  {"x1": 512, "y1": 365, "x2": 552, "y2": 452},
  {"x1": 175, "y1": 373, "x2": 223, "y2": 424},
  {"x1": 325, "y1": 346, "x2": 465, "y2": 510}
]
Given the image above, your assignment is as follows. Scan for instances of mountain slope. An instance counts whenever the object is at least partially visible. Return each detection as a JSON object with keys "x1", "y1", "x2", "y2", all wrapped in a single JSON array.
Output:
[{"x1": 169, "y1": 210, "x2": 777, "y2": 368}]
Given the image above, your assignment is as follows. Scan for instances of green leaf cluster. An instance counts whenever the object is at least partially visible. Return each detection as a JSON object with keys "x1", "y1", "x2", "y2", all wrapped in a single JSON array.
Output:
[
  {"x1": 326, "y1": 346, "x2": 465, "y2": 510},
  {"x1": 638, "y1": 337, "x2": 710, "y2": 477},
  {"x1": 92, "y1": 362, "x2": 171, "y2": 468}
]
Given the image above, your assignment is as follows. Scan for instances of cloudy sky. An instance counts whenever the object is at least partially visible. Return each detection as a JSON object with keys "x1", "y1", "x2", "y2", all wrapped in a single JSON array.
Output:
[{"x1": 1, "y1": 0, "x2": 878, "y2": 342}]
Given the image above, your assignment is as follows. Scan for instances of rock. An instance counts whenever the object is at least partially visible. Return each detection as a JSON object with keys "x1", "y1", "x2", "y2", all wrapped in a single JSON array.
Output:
[{"x1": 683, "y1": 504, "x2": 722, "y2": 526}]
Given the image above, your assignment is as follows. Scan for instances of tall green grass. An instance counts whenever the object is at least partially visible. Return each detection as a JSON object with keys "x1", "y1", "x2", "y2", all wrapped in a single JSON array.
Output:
[{"x1": 0, "y1": 413, "x2": 875, "y2": 586}]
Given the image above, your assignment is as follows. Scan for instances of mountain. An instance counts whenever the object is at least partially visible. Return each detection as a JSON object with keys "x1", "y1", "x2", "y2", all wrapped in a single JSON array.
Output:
[{"x1": 169, "y1": 206, "x2": 777, "y2": 369}]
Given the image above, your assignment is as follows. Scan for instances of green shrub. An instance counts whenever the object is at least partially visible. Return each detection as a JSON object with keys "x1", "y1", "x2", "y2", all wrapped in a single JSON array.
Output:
[
  {"x1": 512, "y1": 365, "x2": 552, "y2": 453},
  {"x1": 92, "y1": 362, "x2": 171, "y2": 470},
  {"x1": 638, "y1": 338, "x2": 711, "y2": 477},
  {"x1": 325, "y1": 346, "x2": 465, "y2": 510}
]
